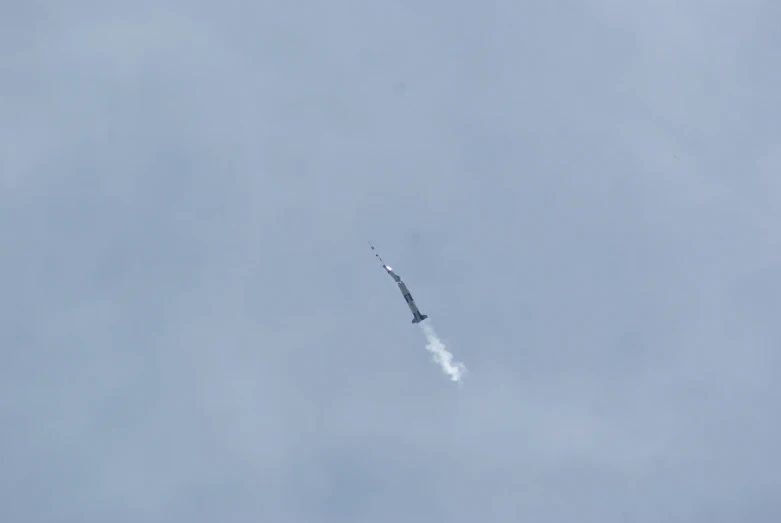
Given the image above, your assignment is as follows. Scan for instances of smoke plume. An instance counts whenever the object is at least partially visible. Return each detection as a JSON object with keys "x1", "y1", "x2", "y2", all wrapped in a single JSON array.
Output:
[{"x1": 420, "y1": 323, "x2": 468, "y2": 383}]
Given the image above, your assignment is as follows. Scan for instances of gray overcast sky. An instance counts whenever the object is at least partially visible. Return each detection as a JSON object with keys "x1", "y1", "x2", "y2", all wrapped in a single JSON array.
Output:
[{"x1": 2, "y1": 1, "x2": 780, "y2": 522}]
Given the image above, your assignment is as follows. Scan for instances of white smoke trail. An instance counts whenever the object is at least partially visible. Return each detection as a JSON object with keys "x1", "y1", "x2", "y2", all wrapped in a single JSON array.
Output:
[{"x1": 420, "y1": 323, "x2": 468, "y2": 383}]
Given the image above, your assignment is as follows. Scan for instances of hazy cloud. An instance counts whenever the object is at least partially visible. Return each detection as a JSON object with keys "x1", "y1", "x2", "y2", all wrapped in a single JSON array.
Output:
[{"x1": 2, "y1": 1, "x2": 779, "y2": 522}]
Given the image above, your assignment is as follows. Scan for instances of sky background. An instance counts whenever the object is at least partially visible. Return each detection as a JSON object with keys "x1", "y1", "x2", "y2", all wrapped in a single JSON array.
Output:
[{"x1": 2, "y1": 1, "x2": 780, "y2": 522}]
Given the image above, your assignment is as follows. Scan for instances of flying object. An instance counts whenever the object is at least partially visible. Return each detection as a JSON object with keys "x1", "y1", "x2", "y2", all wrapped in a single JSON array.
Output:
[{"x1": 369, "y1": 242, "x2": 429, "y2": 324}]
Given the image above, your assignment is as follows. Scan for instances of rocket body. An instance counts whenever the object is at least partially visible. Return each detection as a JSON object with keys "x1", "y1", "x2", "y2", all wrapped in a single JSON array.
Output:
[
  {"x1": 369, "y1": 242, "x2": 428, "y2": 324},
  {"x1": 383, "y1": 264, "x2": 428, "y2": 324}
]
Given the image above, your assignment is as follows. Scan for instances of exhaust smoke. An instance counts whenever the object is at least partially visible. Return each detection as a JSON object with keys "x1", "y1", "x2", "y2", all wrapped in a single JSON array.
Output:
[{"x1": 420, "y1": 323, "x2": 467, "y2": 384}]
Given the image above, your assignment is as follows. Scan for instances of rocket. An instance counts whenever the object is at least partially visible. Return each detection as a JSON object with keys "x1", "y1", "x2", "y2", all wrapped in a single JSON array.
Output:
[{"x1": 369, "y1": 242, "x2": 429, "y2": 324}]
